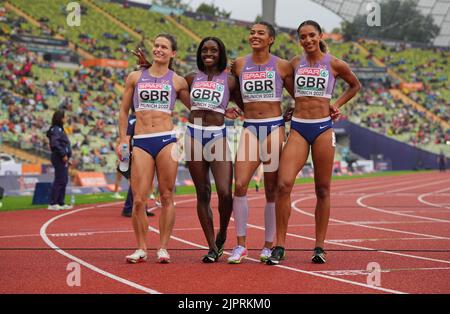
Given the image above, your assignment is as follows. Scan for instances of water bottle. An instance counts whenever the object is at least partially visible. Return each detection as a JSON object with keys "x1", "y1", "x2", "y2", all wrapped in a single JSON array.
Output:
[
  {"x1": 119, "y1": 144, "x2": 130, "y2": 172},
  {"x1": 70, "y1": 194, "x2": 75, "y2": 206}
]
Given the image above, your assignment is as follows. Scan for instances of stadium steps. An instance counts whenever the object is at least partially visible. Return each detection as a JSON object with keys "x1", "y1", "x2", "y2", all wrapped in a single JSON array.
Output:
[
  {"x1": 354, "y1": 41, "x2": 449, "y2": 130},
  {"x1": 82, "y1": 0, "x2": 153, "y2": 52},
  {"x1": 352, "y1": 42, "x2": 405, "y2": 83},
  {"x1": 5, "y1": 3, "x2": 124, "y2": 103},
  {"x1": 0, "y1": 144, "x2": 50, "y2": 165},
  {"x1": 164, "y1": 14, "x2": 201, "y2": 43},
  {"x1": 389, "y1": 89, "x2": 450, "y2": 129},
  {"x1": 4, "y1": 1, "x2": 95, "y2": 60},
  {"x1": 79, "y1": 1, "x2": 126, "y2": 93}
]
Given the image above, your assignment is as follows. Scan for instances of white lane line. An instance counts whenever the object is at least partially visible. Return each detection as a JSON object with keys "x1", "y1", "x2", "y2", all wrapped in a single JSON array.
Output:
[
  {"x1": 328, "y1": 237, "x2": 447, "y2": 243},
  {"x1": 312, "y1": 267, "x2": 450, "y2": 276},
  {"x1": 39, "y1": 204, "x2": 161, "y2": 294},
  {"x1": 248, "y1": 211, "x2": 450, "y2": 266},
  {"x1": 357, "y1": 179, "x2": 450, "y2": 223},
  {"x1": 290, "y1": 198, "x2": 450, "y2": 265},
  {"x1": 30, "y1": 174, "x2": 438, "y2": 295},
  {"x1": 294, "y1": 196, "x2": 450, "y2": 241},
  {"x1": 418, "y1": 187, "x2": 450, "y2": 210},
  {"x1": 148, "y1": 226, "x2": 406, "y2": 294}
]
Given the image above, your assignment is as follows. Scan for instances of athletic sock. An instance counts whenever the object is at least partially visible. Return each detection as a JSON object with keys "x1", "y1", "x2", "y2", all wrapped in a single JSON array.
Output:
[
  {"x1": 264, "y1": 202, "x2": 276, "y2": 243},
  {"x1": 233, "y1": 196, "x2": 248, "y2": 237}
]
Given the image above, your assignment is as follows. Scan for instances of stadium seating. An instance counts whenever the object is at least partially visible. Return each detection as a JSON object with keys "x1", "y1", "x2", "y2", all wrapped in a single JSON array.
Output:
[{"x1": 1, "y1": 1, "x2": 448, "y2": 173}]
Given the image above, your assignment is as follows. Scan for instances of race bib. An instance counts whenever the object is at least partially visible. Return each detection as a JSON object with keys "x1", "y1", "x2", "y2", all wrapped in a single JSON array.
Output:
[
  {"x1": 295, "y1": 67, "x2": 329, "y2": 97},
  {"x1": 190, "y1": 81, "x2": 225, "y2": 111},
  {"x1": 136, "y1": 82, "x2": 172, "y2": 111},
  {"x1": 241, "y1": 71, "x2": 276, "y2": 101}
]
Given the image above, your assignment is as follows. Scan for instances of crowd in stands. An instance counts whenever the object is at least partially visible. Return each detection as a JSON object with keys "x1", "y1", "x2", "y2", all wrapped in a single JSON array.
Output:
[
  {"x1": 342, "y1": 81, "x2": 448, "y2": 151},
  {"x1": 364, "y1": 41, "x2": 449, "y2": 123},
  {"x1": 0, "y1": 2, "x2": 448, "y2": 173}
]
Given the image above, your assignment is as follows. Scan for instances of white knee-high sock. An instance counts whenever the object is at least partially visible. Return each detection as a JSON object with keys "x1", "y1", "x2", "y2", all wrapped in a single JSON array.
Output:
[
  {"x1": 233, "y1": 196, "x2": 248, "y2": 237},
  {"x1": 264, "y1": 202, "x2": 276, "y2": 242}
]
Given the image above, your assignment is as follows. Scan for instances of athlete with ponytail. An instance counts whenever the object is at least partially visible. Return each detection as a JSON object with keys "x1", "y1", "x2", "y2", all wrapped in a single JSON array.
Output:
[
  {"x1": 267, "y1": 20, "x2": 360, "y2": 265},
  {"x1": 118, "y1": 34, "x2": 190, "y2": 264}
]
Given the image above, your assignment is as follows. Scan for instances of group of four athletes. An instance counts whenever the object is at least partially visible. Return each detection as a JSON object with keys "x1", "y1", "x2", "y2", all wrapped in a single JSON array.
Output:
[{"x1": 117, "y1": 20, "x2": 361, "y2": 266}]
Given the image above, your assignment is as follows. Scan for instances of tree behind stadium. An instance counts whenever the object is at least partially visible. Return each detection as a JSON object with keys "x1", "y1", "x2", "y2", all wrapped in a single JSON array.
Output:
[{"x1": 341, "y1": 0, "x2": 439, "y2": 44}]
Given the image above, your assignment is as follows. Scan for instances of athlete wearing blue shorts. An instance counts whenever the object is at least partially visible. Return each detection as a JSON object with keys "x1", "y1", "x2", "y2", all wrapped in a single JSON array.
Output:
[
  {"x1": 118, "y1": 34, "x2": 190, "y2": 264},
  {"x1": 228, "y1": 21, "x2": 295, "y2": 264},
  {"x1": 267, "y1": 21, "x2": 360, "y2": 265}
]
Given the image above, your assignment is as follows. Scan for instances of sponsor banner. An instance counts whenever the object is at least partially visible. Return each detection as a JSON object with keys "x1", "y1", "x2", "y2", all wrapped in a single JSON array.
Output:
[
  {"x1": 21, "y1": 164, "x2": 42, "y2": 175},
  {"x1": 352, "y1": 67, "x2": 388, "y2": 79},
  {"x1": 74, "y1": 171, "x2": 108, "y2": 187},
  {"x1": 400, "y1": 82, "x2": 424, "y2": 92},
  {"x1": 11, "y1": 34, "x2": 68, "y2": 47},
  {"x1": 323, "y1": 33, "x2": 343, "y2": 42},
  {"x1": 81, "y1": 58, "x2": 128, "y2": 68},
  {"x1": 0, "y1": 163, "x2": 22, "y2": 176}
]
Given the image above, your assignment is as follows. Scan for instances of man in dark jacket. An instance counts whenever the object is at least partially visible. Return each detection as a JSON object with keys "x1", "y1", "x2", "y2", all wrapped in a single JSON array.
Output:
[{"x1": 47, "y1": 110, "x2": 73, "y2": 211}]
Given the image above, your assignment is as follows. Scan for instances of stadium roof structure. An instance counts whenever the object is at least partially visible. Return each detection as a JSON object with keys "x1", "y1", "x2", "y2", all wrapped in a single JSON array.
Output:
[{"x1": 310, "y1": 0, "x2": 450, "y2": 47}]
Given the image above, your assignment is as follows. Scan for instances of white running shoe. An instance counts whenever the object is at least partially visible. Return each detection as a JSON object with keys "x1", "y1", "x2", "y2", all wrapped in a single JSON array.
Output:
[
  {"x1": 112, "y1": 192, "x2": 124, "y2": 199},
  {"x1": 227, "y1": 245, "x2": 248, "y2": 264},
  {"x1": 155, "y1": 200, "x2": 162, "y2": 207},
  {"x1": 126, "y1": 249, "x2": 147, "y2": 264},
  {"x1": 59, "y1": 204, "x2": 73, "y2": 210},
  {"x1": 156, "y1": 248, "x2": 171, "y2": 263},
  {"x1": 259, "y1": 247, "x2": 272, "y2": 262},
  {"x1": 47, "y1": 204, "x2": 62, "y2": 211}
]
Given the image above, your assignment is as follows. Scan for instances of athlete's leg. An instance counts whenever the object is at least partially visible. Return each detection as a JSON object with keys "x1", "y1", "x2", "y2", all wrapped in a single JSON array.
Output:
[
  {"x1": 155, "y1": 142, "x2": 179, "y2": 249},
  {"x1": 234, "y1": 128, "x2": 261, "y2": 248},
  {"x1": 185, "y1": 134, "x2": 216, "y2": 252},
  {"x1": 311, "y1": 129, "x2": 335, "y2": 249},
  {"x1": 260, "y1": 126, "x2": 285, "y2": 249},
  {"x1": 274, "y1": 131, "x2": 309, "y2": 248},
  {"x1": 209, "y1": 137, "x2": 233, "y2": 248},
  {"x1": 130, "y1": 147, "x2": 155, "y2": 250}
]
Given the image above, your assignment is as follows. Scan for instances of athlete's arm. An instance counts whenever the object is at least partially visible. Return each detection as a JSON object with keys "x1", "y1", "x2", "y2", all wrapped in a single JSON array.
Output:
[
  {"x1": 279, "y1": 58, "x2": 295, "y2": 99},
  {"x1": 131, "y1": 48, "x2": 151, "y2": 69},
  {"x1": 117, "y1": 71, "x2": 138, "y2": 157},
  {"x1": 229, "y1": 58, "x2": 245, "y2": 112},
  {"x1": 228, "y1": 74, "x2": 244, "y2": 112},
  {"x1": 175, "y1": 74, "x2": 191, "y2": 110},
  {"x1": 331, "y1": 57, "x2": 361, "y2": 109},
  {"x1": 184, "y1": 72, "x2": 195, "y2": 90},
  {"x1": 230, "y1": 57, "x2": 244, "y2": 77}
]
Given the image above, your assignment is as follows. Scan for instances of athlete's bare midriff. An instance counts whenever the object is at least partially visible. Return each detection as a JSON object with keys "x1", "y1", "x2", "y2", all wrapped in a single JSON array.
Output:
[
  {"x1": 243, "y1": 101, "x2": 282, "y2": 119},
  {"x1": 294, "y1": 97, "x2": 331, "y2": 119},
  {"x1": 134, "y1": 111, "x2": 174, "y2": 134},
  {"x1": 188, "y1": 110, "x2": 225, "y2": 127}
]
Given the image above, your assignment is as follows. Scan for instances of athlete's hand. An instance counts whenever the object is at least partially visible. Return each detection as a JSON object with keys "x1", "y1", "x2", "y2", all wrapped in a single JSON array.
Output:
[
  {"x1": 116, "y1": 142, "x2": 128, "y2": 161},
  {"x1": 131, "y1": 48, "x2": 151, "y2": 69},
  {"x1": 283, "y1": 107, "x2": 294, "y2": 122},
  {"x1": 229, "y1": 59, "x2": 236, "y2": 75},
  {"x1": 330, "y1": 104, "x2": 340, "y2": 122},
  {"x1": 225, "y1": 107, "x2": 241, "y2": 120}
]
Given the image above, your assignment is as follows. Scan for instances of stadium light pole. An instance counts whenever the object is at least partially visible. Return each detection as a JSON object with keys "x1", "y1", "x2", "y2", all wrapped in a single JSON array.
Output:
[{"x1": 262, "y1": 0, "x2": 276, "y2": 25}]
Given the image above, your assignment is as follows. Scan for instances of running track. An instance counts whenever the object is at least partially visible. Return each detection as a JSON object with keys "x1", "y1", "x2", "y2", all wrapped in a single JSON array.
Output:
[{"x1": 1, "y1": 172, "x2": 449, "y2": 294}]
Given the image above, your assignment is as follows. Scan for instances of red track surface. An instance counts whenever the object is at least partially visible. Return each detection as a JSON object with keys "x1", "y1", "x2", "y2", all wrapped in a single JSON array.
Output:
[{"x1": 1, "y1": 172, "x2": 449, "y2": 294}]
